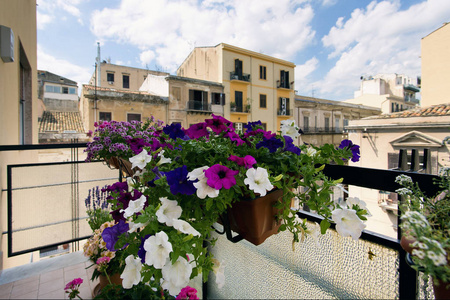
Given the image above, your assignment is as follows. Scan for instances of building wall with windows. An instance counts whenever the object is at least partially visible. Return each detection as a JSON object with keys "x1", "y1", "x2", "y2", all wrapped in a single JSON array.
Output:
[
  {"x1": 0, "y1": 0, "x2": 39, "y2": 270},
  {"x1": 38, "y1": 70, "x2": 78, "y2": 111},
  {"x1": 421, "y1": 22, "x2": 450, "y2": 107},
  {"x1": 294, "y1": 95, "x2": 381, "y2": 146},
  {"x1": 88, "y1": 62, "x2": 169, "y2": 91},
  {"x1": 177, "y1": 43, "x2": 295, "y2": 133},
  {"x1": 344, "y1": 74, "x2": 420, "y2": 114}
]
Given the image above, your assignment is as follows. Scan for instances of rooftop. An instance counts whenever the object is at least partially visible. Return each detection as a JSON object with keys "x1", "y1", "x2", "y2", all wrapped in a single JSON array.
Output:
[
  {"x1": 365, "y1": 102, "x2": 450, "y2": 119},
  {"x1": 39, "y1": 111, "x2": 85, "y2": 133}
]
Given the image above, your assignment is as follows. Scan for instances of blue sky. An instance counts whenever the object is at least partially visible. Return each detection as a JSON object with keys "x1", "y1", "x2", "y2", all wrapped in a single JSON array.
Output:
[{"x1": 36, "y1": 0, "x2": 450, "y2": 100}]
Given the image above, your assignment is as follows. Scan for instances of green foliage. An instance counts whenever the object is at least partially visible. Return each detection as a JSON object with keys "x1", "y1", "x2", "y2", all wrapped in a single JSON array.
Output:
[{"x1": 95, "y1": 282, "x2": 175, "y2": 300}]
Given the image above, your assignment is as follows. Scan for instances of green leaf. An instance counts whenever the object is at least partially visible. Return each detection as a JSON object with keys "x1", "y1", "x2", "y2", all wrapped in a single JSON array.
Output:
[{"x1": 320, "y1": 219, "x2": 331, "y2": 234}]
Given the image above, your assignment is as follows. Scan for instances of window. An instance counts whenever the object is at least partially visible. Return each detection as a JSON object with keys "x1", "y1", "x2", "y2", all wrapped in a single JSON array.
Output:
[
  {"x1": 127, "y1": 113, "x2": 141, "y2": 122},
  {"x1": 172, "y1": 87, "x2": 181, "y2": 101},
  {"x1": 324, "y1": 117, "x2": 330, "y2": 131},
  {"x1": 189, "y1": 89, "x2": 208, "y2": 110},
  {"x1": 69, "y1": 87, "x2": 76, "y2": 94},
  {"x1": 235, "y1": 91, "x2": 243, "y2": 112},
  {"x1": 335, "y1": 117, "x2": 340, "y2": 132},
  {"x1": 259, "y1": 94, "x2": 266, "y2": 108},
  {"x1": 123, "y1": 75, "x2": 130, "y2": 89},
  {"x1": 235, "y1": 122, "x2": 243, "y2": 133},
  {"x1": 279, "y1": 97, "x2": 289, "y2": 115},
  {"x1": 62, "y1": 87, "x2": 69, "y2": 94},
  {"x1": 259, "y1": 66, "x2": 266, "y2": 80},
  {"x1": 235, "y1": 59, "x2": 243, "y2": 76},
  {"x1": 45, "y1": 85, "x2": 61, "y2": 93},
  {"x1": 303, "y1": 116, "x2": 309, "y2": 132},
  {"x1": 279, "y1": 70, "x2": 290, "y2": 89},
  {"x1": 212, "y1": 92, "x2": 225, "y2": 105},
  {"x1": 99, "y1": 112, "x2": 112, "y2": 121},
  {"x1": 107, "y1": 73, "x2": 114, "y2": 83}
]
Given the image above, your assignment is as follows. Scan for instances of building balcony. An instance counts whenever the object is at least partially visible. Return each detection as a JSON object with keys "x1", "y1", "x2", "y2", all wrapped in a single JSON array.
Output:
[
  {"x1": 277, "y1": 81, "x2": 293, "y2": 89},
  {"x1": 230, "y1": 104, "x2": 250, "y2": 113},
  {"x1": 230, "y1": 72, "x2": 251, "y2": 83},
  {"x1": 302, "y1": 127, "x2": 347, "y2": 134},
  {"x1": 187, "y1": 100, "x2": 211, "y2": 112},
  {"x1": 277, "y1": 108, "x2": 291, "y2": 116},
  {"x1": 0, "y1": 144, "x2": 441, "y2": 299},
  {"x1": 404, "y1": 84, "x2": 420, "y2": 93}
]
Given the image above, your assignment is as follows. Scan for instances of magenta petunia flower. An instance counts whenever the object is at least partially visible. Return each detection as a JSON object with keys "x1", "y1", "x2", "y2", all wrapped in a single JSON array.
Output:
[
  {"x1": 204, "y1": 164, "x2": 239, "y2": 190},
  {"x1": 176, "y1": 286, "x2": 199, "y2": 299},
  {"x1": 205, "y1": 114, "x2": 232, "y2": 134},
  {"x1": 224, "y1": 131, "x2": 244, "y2": 146},
  {"x1": 228, "y1": 155, "x2": 256, "y2": 169},
  {"x1": 185, "y1": 122, "x2": 209, "y2": 139}
]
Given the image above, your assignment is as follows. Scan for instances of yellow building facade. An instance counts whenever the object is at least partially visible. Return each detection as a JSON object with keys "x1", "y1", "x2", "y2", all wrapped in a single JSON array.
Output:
[
  {"x1": 421, "y1": 22, "x2": 450, "y2": 107},
  {"x1": 177, "y1": 43, "x2": 295, "y2": 133}
]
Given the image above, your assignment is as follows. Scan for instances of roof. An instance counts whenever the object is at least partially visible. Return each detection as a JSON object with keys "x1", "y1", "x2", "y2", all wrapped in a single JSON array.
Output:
[
  {"x1": 39, "y1": 111, "x2": 85, "y2": 133},
  {"x1": 166, "y1": 75, "x2": 223, "y2": 87},
  {"x1": 365, "y1": 103, "x2": 450, "y2": 119},
  {"x1": 38, "y1": 70, "x2": 77, "y2": 86},
  {"x1": 83, "y1": 84, "x2": 152, "y2": 95},
  {"x1": 295, "y1": 94, "x2": 381, "y2": 112}
]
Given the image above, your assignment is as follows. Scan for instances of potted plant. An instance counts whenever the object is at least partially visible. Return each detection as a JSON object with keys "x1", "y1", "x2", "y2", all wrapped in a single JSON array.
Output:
[
  {"x1": 230, "y1": 102, "x2": 236, "y2": 112},
  {"x1": 85, "y1": 115, "x2": 369, "y2": 297},
  {"x1": 396, "y1": 169, "x2": 450, "y2": 298}
]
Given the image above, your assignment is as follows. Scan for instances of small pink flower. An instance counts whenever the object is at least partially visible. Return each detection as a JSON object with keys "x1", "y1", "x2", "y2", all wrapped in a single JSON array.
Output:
[
  {"x1": 228, "y1": 155, "x2": 256, "y2": 169},
  {"x1": 96, "y1": 256, "x2": 111, "y2": 265},
  {"x1": 205, "y1": 164, "x2": 239, "y2": 190},
  {"x1": 176, "y1": 286, "x2": 199, "y2": 299},
  {"x1": 64, "y1": 277, "x2": 83, "y2": 291}
]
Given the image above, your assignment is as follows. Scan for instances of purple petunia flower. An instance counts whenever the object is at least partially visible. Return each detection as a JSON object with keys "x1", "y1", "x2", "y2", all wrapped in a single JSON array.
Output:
[
  {"x1": 138, "y1": 234, "x2": 152, "y2": 264},
  {"x1": 204, "y1": 164, "x2": 239, "y2": 190},
  {"x1": 102, "y1": 220, "x2": 129, "y2": 251},
  {"x1": 185, "y1": 122, "x2": 209, "y2": 139},
  {"x1": 228, "y1": 155, "x2": 257, "y2": 169},
  {"x1": 339, "y1": 139, "x2": 360, "y2": 162},
  {"x1": 224, "y1": 131, "x2": 244, "y2": 146},
  {"x1": 165, "y1": 166, "x2": 197, "y2": 195},
  {"x1": 205, "y1": 114, "x2": 233, "y2": 134},
  {"x1": 256, "y1": 136, "x2": 284, "y2": 153},
  {"x1": 283, "y1": 136, "x2": 301, "y2": 155},
  {"x1": 163, "y1": 123, "x2": 186, "y2": 140},
  {"x1": 128, "y1": 138, "x2": 151, "y2": 155},
  {"x1": 243, "y1": 121, "x2": 262, "y2": 132}
]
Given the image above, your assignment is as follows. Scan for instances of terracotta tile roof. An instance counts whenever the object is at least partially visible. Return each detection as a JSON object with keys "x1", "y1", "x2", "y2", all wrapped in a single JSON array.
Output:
[
  {"x1": 39, "y1": 111, "x2": 85, "y2": 133},
  {"x1": 366, "y1": 103, "x2": 450, "y2": 119}
]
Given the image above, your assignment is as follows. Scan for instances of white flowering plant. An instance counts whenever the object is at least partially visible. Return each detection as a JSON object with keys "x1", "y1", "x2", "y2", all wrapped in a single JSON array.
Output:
[
  {"x1": 86, "y1": 115, "x2": 369, "y2": 297},
  {"x1": 396, "y1": 169, "x2": 450, "y2": 283}
]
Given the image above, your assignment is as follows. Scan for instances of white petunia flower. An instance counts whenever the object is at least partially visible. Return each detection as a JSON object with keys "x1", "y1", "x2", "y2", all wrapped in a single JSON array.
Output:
[
  {"x1": 120, "y1": 195, "x2": 147, "y2": 218},
  {"x1": 129, "y1": 149, "x2": 152, "y2": 170},
  {"x1": 193, "y1": 178, "x2": 220, "y2": 199},
  {"x1": 244, "y1": 167, "x2": 274, "y2": 196},
  {"x1": 156, "y1": 197, "x2": 182, "y2": 226},
  {"x1": 127, "y1": 221, "x2": 148, "y2": 233},
  {"x1": 161, "y1": 256, "x2": 193, "y2": 296},
  {"x1": 157, "y1": 150, "x2": 172, "y2": 166},
  {"x1": 280, "y1": 119, "x2": 300, "y2": 140},
  {"x1": 306, "y1": 146, "x2": 317, "y2": 157},
  {"x1": 212, "y1": 259, "x2": 225, "y2": 289},
  {"x1": 187, "y1": 166, "x2": 208, "y2": 181},
  {"x1": 120, "y1": 255, "x2": 142, "y2": 289},
  {"x1": 306, "y1": 222, "x2": 321, "y2": 247},
  {"x1": 331, "y1": 208, "x2": 366, "y2": 240},
  {"x1": 144, "y1": 231, "x2": 173, "y2": 269},
  {"x1": 172, "y1": 219, "x2": 201, "y2": 236},
  {"x1": 346, "y1": 197, "x2": 368, "y2": 211}
]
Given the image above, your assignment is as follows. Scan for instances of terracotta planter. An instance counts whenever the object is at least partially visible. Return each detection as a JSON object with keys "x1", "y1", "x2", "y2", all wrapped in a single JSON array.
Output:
[
  {"x1": 400, "y1": 235, "x2": 417, "y2": 254},
  {"x1": 93, "y1": 273, "x2": 123, "y2": 297},
  {"x1": 433, "y1": 278, "x2": 450, "y2": 300},
  {"x1": 225, "y1": 189, "x2": 285, "y2": 245},
  {"x1": 105, "y1": 157, "x2": 134, "y2": 177}
]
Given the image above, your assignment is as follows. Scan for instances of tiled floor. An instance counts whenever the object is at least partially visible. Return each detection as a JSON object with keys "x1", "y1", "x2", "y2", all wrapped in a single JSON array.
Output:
[{"x1": 0, "y1": 252, "x2": 99, "y2": 299}]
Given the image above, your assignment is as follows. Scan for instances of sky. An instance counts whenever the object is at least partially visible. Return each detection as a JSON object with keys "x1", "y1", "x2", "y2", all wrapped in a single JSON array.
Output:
[{"x1": 36, "y1": 0, "x2": 450, "y2": 101}]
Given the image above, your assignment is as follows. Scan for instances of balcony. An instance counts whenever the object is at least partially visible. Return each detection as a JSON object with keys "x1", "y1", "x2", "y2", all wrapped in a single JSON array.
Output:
[
  {"x1": 230, "y1": 103, "x2": 250, "y2": 113},
  {"x1": 230, "y1": 72, "x2": 251, "y2": 83},
  {"x1": 277, "y1": 80, "x2": 292, "y2": 89},
  {"x1": 277, "y1": 108, "x2": 291, "y2": 116},
  {"x1": 302, "y1": 127, "x2": 347, "y2": 134},
  {"x1": 0, "y1": 144, "x2": 441, "y2": 299},
  {"x1": 187, "y1": 100, "x2": 211, "y2": 112}
]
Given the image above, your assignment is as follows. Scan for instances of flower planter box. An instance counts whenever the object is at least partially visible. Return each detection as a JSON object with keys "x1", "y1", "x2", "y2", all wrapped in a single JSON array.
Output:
[
  {"x1": 105, "y1": 157, "x2": 134, "y2": 177},
  {"x1": 222, "y1": 188, "x2": 284, "y2": 245},
  {"x1": 93, "y1": 273, "x2": 123, "y2": 297}
]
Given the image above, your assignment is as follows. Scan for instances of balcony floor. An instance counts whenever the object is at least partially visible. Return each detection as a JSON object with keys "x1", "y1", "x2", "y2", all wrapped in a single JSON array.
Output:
[{"x1": 0, "y1": 252, "x2": 98, "y2": 299}]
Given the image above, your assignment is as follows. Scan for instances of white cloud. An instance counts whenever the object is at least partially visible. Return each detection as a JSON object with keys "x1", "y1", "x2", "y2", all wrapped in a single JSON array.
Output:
[
  {"x1": 90, "y1": 0, "x2": 316, "y2": 72},
  {"x1": 318, "y1": 0, "x2": 450, "y2": 100},
  {"x1": 38, "y1": 45, "x2": 92, "y2": 86},
  {"x1": 37, "y1": 0, "x2": 84, "y2": 27},
  {"x1": 294, "y1": 57, "x2": 319, "y2": 93},
  {"x1": 37, "y1": 11, "x2": 54, "y2": 30}
]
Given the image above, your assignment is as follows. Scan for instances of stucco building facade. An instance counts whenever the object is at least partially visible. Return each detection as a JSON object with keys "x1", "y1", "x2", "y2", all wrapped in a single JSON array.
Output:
[{"x1": 177, "y1": 43, "x2": 295, "y2": 133}]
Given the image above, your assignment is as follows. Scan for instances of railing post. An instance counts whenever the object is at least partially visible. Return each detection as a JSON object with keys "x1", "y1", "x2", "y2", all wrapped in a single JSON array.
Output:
[{"x1": 410, "y1": 149, "x2": 420, "y2": 172}]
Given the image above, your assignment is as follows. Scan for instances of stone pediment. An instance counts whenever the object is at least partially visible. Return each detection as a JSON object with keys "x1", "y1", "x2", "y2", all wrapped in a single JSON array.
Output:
[{"x1": 390, "y1": 131, "x2": 442, "y2": 148}]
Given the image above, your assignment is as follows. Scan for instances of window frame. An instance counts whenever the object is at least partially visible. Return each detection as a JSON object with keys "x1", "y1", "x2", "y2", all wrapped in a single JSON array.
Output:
[
  {"x1": 123, "y1": 74, "x2": 130, "y2": 89},
  {"x1": 127, "y1": 113, "x2": 141, "y2": 122},
  {"x1": 259, "y1": 94, "x2": 267, "y2": 108},
  {"x1": 99, "y1": 112, "x2": 112, "y2": 122},
  {"x1": 259, "y1": 65, "x2": 267, "y2": 80},
  {"x1": 107, "y1": 73, "x2": 115, "y2": 83}
]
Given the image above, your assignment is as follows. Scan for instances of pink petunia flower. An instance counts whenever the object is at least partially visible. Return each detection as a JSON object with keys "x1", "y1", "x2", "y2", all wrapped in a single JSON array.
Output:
[
  {"x1": 228, "y1": 155, "x2": 256, "y2": 169},
  {"x1": 64, "y1": 277, "x2": 83, "y2": 291},
  {"x1": 204, "y1": 164, "x2": 239, "y2": 190},
  {"x1": 176, "y1": 286, "x2": 199, "y2": 299},
  {"x1": 185, "y1": 122, "x2": 209, "y2": 139},
  {"x1": 205, "y1": 114, "x2": 232, "y2": 134}
]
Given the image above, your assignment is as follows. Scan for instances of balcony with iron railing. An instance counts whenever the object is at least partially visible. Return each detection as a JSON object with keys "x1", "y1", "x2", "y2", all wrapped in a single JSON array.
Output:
[
  {"x1": 277, "y1": 108, "x2": 291, "y2": 116},
  {"x1": 0, "y1": 144, "x2": 442, "y2": 299},
  {"x1": 187, "y1": 100, "x2": 211, "y2": 112},
  {"x1": 230, "y1": 103, "x2": 250, "y2": 113},
  {"x1": 230, "y1": 72, "x2": 251, "y2": 83}
]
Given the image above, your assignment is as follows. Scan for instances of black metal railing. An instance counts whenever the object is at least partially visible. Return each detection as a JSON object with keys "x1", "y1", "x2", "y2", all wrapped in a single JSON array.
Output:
[
  {"x1": 230, "y1": 72, "x2": 251, "y2": 82},
  {"x1": 1, "y1": 143, "x2": 120, "y2": 257},
  {"x1": 277, "y1": 109, "x2": 291, "y2": 116},
  {"x1": 277, "y1": 81, "x2": 290, "y2": 89},
  {"x1": 301, "y1": 127, "x2": 347, "y2": 134},
  {"x1": 187, "y1": 100, "x2": 211, "y2": 112},
  {"x1": 230, "y1": 105, "x2": 250, "y2": 113}
]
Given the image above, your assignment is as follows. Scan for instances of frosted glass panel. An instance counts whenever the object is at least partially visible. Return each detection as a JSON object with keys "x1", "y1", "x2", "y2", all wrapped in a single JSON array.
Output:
[{"x1": 208, "y1": 221, "x2": 399, "y2": 299}]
